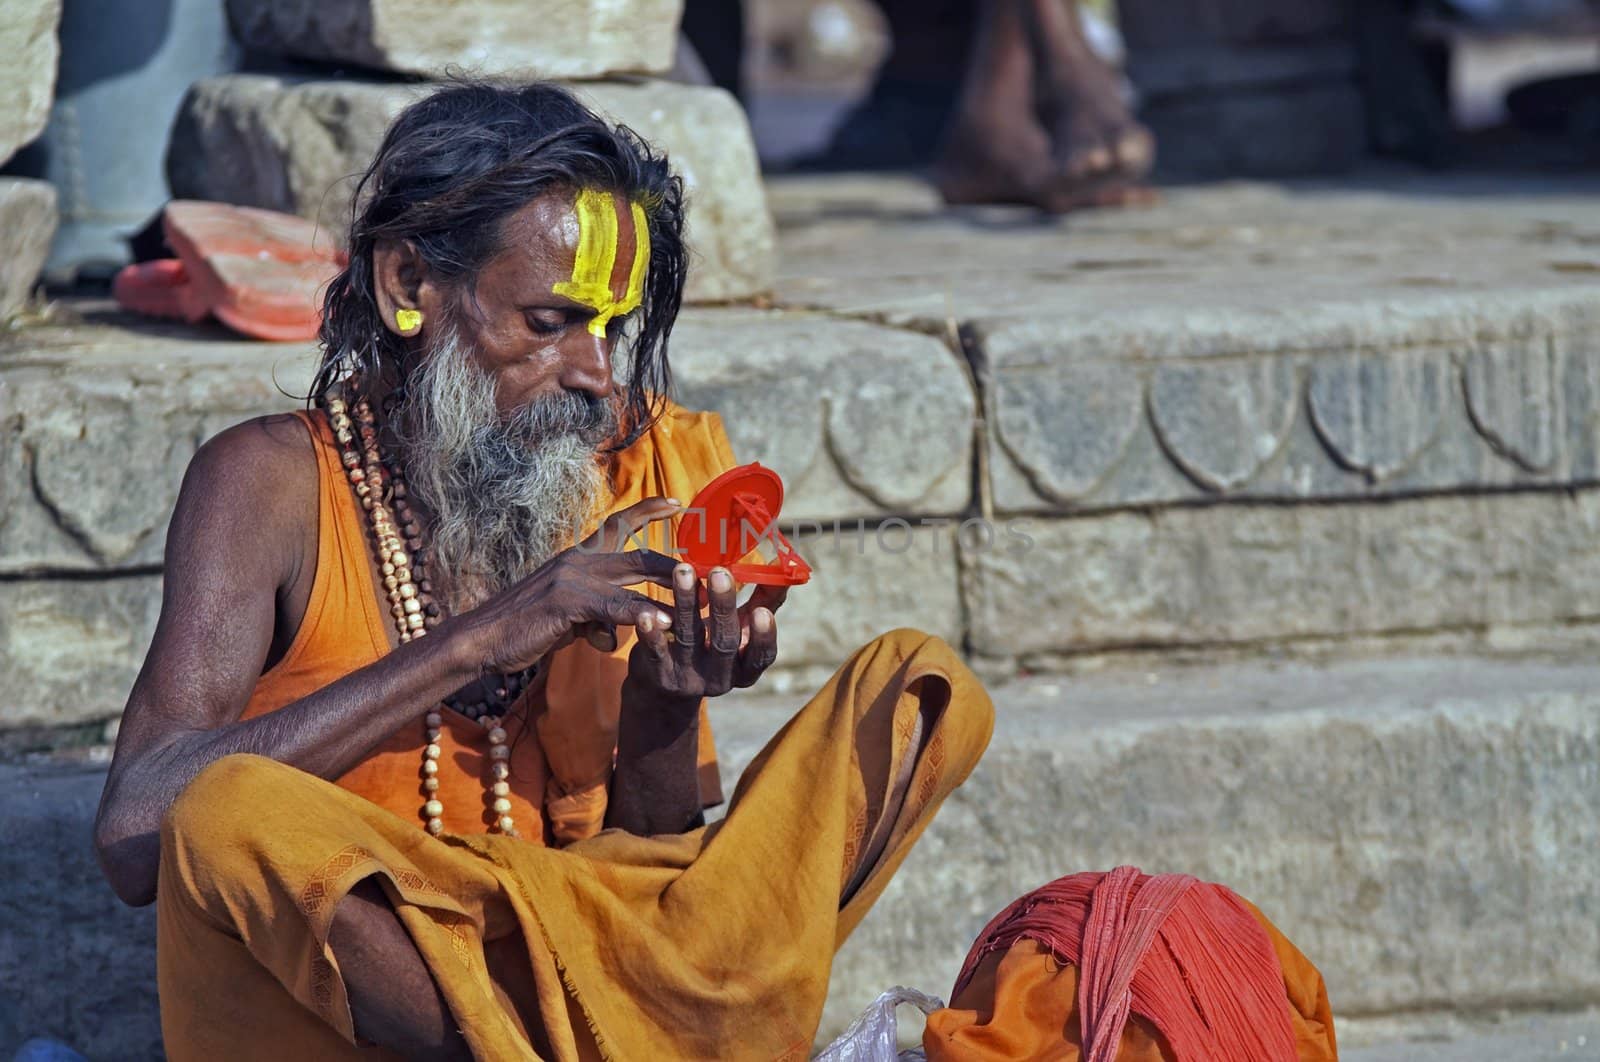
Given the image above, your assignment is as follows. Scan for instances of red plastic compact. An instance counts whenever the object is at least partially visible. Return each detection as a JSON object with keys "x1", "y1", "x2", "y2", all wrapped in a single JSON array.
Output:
[{"x1": 675, "y1": 463, "x2": 812, "y2": 587}]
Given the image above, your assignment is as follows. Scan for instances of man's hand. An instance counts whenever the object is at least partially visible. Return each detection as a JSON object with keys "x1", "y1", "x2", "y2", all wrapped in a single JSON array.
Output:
[
  {"x1": 458, "y1": 497, "x2": 682, "y2": 674},
  {"x1": 627, "y1": 562, "x2": 783, "y2": 700}
]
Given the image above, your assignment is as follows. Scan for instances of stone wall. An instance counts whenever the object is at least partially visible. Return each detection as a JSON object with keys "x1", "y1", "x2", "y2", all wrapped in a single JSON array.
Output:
[
  {"x1": 8, "y1": 182, "x2": 1600, "y2": 729},
  {"x1": 0, "y1": 305, "x2": 979, "y2": 728}
]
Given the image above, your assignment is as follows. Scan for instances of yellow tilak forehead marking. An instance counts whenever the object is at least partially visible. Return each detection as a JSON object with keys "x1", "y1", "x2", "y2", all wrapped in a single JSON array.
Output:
[{"x1": 552, "y1": 188, "x2": 650, "y2": 337}]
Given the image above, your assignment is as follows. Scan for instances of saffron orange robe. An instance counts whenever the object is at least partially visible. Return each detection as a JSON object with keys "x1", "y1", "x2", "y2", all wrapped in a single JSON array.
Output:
[{"x1": 156, "y1": 404, "x2": 996, "y2": 1060}]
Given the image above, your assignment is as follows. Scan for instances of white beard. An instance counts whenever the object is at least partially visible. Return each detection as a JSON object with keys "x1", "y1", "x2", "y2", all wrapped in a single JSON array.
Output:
[{"x1": 394, "y1": 322, "x2": 617, "y2": 611}]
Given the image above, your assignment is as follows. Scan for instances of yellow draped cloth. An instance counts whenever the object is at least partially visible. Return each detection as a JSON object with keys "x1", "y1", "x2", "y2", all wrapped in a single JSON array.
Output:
[{"x1": 158, "y1": 630, "x2": 992, "y2": 1060}]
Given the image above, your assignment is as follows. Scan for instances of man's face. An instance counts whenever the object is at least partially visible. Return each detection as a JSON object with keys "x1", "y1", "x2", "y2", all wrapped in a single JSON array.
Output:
[{"x1": 448, "y1": 188, "x2": 649, "y2": 417}]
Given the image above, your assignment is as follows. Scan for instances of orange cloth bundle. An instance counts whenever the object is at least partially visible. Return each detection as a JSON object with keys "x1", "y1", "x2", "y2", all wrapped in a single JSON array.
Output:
[{"x1": 926, "y1": 866, "x2": 1338, "y2": 1061}]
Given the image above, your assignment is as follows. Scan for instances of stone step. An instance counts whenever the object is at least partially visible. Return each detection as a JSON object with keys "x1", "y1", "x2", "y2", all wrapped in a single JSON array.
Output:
[
  {"x1": 704, "y1": 654, "x2": 1600, "y2": 1039},
  {"x1": 224, "y1": 0, "x2": 682, "y2": 80},
  {"x1": 772, "y1": 176, "x2": 1600, "y2": 513},
  {"x1": 10, "y1": 175, "x2": 1600, "y2": 725},
  {"x1": 7, "y1": 653, "x2": 1596, "y2": 1057},
  {"x1": 769, "y1": 173, "x2": 1600, "y2": 670},
  {"x1": 1341, "y1": 1010, "x2": 1600, "y2": 1061},
  {"x1": 167, "y1": 74, "x2": 775, "y2": 304}
]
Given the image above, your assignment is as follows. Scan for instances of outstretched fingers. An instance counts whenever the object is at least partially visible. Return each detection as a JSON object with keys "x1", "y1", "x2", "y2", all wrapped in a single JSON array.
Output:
[
  {"x1": 589, "y1": 548, "x2": 679, "y2": 589},
  {"x1": 635, "y1": 609, "x2": 673, "y2": 668},
  {"x1": 738, "y1": 584, "x2": 788, "y2": 649},
  {"x1": 592, "y1": 588, "x2": 672, "y2": 634},
  {"x1": 734, "y1": 607, "x2": 778, "y2": 687}
]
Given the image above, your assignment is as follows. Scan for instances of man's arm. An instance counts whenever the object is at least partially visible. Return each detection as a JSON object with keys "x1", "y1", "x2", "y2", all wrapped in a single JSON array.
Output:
[
  {"x1": 606, "y1": 565, "x2": 781, "y2": 835},
  {"x1": 94, "y1": 418, "x2": 491, "y2": 906},
  {"x1": 607, "y1": 672, "x2": 705, "y2": 835}
]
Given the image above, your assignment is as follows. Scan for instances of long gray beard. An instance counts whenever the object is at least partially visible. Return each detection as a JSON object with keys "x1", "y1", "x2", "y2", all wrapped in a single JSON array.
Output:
[{"x1": 394, "y1": 324, "x2": 617, "y2": 611}]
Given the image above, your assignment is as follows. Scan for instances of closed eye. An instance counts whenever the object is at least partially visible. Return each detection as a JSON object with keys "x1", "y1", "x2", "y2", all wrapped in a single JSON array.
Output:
[{"x1": 525, "y1": 309, "x2": 572, "y2": 336}]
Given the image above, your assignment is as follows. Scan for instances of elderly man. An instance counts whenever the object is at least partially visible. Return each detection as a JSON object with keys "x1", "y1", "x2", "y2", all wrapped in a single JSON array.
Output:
[{"x1": 94, "y1": 82, "x2": 993, "y2": 1061}]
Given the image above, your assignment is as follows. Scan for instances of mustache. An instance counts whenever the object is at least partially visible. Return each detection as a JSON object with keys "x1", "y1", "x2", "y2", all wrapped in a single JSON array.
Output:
[{"x1": 501, "y1": 389, "x2": 618, "y2": 449}]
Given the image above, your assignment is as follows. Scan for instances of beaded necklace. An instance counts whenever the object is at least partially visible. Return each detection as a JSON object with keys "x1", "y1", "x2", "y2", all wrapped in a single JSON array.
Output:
[{"x1": 323, "y1": 390, "x2": 533, "y2": 837}]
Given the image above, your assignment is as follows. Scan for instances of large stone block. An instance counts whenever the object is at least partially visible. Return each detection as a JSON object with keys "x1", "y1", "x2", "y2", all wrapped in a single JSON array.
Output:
[
  {"x1": 670, "y1": 310, "x2": 975, "y2": 521},
  {"x1": 0, "y1": 305, "x2": 967, "y2": 723},
  {"x1": 706, "y1": 657, "x2": 1600, "y2": 1035},
  {"x1": 0, "y1": 179, "x2": 57, "y2": 317},
  {"x1": 1118, "y1": 0, "x2": 1349, "y2": 49},
  {"x1": 167, "y1": 74, "x2": 774, "y2": 303},
  {"x1": 225, "y1": 0, "x2": 681, "y2": 79},
  {"x1": 0, "y1": 0, "x2": 60, "y2": 164},
  {"x1": 6, "y1": 659, "x2": 1600, "y2": 1056},
  {"x1": 770, "y1": 521, "x2": 963, "y2": 687},
  {"x1": 1139, "y1": 80, "x2": 1366, "y2": 178},
  {"x1": 0, "y1": 311, "x2": 316, "y2": 574},
  {"x1": 0, "y1": 575, "x2": 162, "y2": 730},
  {"x1": 964, "y1": 489, "x2": 1600, "y2": 665},
  {"x1": 0, "y1": 305, "x2": 966, "y2": 576}
]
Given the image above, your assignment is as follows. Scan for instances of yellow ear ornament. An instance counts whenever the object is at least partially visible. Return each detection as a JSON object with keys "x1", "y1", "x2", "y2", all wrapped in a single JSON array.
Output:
[
  {"x1": 395, "y1": 308, "x2": 423, "y2": 332},
  {"x1": 552, "y1": 188, "x2": 650, "y2": 337}
]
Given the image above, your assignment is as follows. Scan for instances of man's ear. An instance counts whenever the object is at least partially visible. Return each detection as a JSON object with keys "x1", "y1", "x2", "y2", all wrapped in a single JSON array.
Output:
[{"x1": 373, "y1": 239, "x2": 440, "y2": 337}]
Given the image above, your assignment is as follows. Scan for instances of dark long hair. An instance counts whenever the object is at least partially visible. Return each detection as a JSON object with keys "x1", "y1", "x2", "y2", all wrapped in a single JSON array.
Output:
[{"x1": 312, "y1": 80, "x2": 687, "y2": 450}]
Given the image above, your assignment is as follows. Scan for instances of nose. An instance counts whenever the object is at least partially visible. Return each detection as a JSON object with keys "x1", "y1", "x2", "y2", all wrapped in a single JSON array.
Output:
[{"x1": 558, "y1": 328, "x2": 615, "y2": 400}]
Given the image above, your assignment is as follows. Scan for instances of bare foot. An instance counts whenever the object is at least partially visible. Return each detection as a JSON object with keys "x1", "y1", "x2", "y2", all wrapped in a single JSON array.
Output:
[
  {"x1": 1030, "y1": 80, "x2": 1157, "y2": 211},
  {"x1": 933, "y1": 106, "x2": 1059, "y2": 208},
  {"x1": 934, "y1": 99, "x2": 1156, "y2": 213},
  {"x1": 932, "y1": 0, "x2": 1065, "y2": 210},
  {"x1": 1028, "y1": 0, "x2": 1156, "y2": 209},
  {"x1": 930, "y1": 0, "x2": 1155, "y2": 213}
]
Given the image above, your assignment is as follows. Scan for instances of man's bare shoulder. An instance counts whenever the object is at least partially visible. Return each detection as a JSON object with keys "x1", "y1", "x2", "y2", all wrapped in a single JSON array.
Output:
[{"x1": 174, "y1": 413, "x2": 319, "y2": 539}]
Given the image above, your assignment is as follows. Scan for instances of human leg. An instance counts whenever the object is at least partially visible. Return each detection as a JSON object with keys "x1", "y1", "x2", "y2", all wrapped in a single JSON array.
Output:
[
  {"x1": 1025, "y1": 0, "x2": 1155, "y2": 205},
  {"x1": 933, "y1": 0, "x2": 1061, "y2": 206},
  {"x1": 935, "y1": 0, "x2": 1155, "y2": 211},
  {"x1": 466, "y1": 629, "x2": 995, "y2": 1060},
  {"x1": 156, "y1": 754, "x2": 537, "y2": 1061},
  {"x1": 329, "y1": 879, "x2": 472, "y2": 1060}
]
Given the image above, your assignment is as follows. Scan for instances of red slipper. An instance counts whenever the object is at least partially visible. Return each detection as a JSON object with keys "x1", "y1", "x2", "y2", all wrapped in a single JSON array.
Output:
[{"x1": 113, "y1": 201, "x2": 345, "y2": 341}]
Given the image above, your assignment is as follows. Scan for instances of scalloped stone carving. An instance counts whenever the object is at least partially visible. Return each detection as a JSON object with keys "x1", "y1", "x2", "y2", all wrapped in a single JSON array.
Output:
[
  {"x1": 992, "y1": 362, "x2": 1143, "y2": 503},
  {"x1": 826, "y1": 364, "x2": 973, "y2": 510},
  {"x1": 1308, "y1": 351, "x2": 1447, "y2": 481},
  {"x1": 1464, "y1": 341, "x2": 1558, "y2": 473},
  {"x1": 1149, "y1": 358, "x2": 1297, "y2": 492}
]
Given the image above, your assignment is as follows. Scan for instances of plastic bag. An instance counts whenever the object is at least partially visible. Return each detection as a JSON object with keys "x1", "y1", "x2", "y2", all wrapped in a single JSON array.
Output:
[{"x1": 813, "y1": 986, "x2": 944, "y2": 1062}]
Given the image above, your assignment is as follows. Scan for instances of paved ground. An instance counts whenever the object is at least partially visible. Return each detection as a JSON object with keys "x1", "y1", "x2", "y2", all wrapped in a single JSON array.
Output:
[
  {"x1": 1344, "y1": 1009, "x2": 1600, "y2": 1060},
  {"x1": 768, "y1": 170, "x2": 1600, "y2": 332}
]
